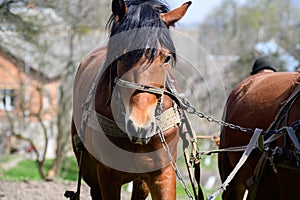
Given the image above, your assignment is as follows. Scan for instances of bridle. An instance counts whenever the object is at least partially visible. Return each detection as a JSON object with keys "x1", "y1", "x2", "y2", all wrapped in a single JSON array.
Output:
[
  {"x1": 114, "y1": 77, "x2": 165, "y2": 96},
  {"x1": 113, "y1": 54, "x2": 181, "y2": 110},
  {"x1": 114, "y1": 54, "x2": 175, "y2": 96},
  {"x1": 114, "y1": 72, "x2": 183, "y2": 110},
  {"x1": 115, "y1": 59, "x2": 180, "y2": 102}
]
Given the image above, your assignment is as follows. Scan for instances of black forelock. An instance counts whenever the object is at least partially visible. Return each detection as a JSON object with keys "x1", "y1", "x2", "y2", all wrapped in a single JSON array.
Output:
[{"x1": 104, "y1": 0, "x2": 176, "y2": 69}]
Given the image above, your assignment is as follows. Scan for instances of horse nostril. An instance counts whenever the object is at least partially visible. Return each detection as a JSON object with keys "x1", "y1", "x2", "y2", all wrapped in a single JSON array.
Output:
[
  {"x1": 126, "y1": 119, "x2": 155, "y2": 145},
  {"x1": 142, "y1": 138, "x2": 149, "y2": 145},
  {"x1": 131, "y1": 136, "x2": 138, "y2": 144}
]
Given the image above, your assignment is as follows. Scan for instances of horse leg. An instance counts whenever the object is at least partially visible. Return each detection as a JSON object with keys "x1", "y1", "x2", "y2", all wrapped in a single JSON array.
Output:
[
  {"x1": 90, "y1": 187, "x2": 102, "y2": 200},
  {"x1": 222, "y1": 177, "x2": 247, "y2": 200},
  {"x1": 71, "y1": 118, "x2": 103, "y2": 200},
  {"x1": 218, "y1": 138, "x2": 238, "y2": 200},
  {"x1": 96, "y1": 164, "x2": 121, "y2": 200},
  {"x1": 148, "y1": 166, "x2": 176, "y2": 200},
  {"x1": 131, "y1": 179, "x2": 150, "y2": 200},
  {"x1": 218, "y1": 151, "x2": 237, "y2": 200},
  {"x1": 219, "y1": 150, "x2": 251, "y2": 200},
  {"x1": 82, "y1": 149, "x2": 103, "y2": 200},
  {"x1": 218, "y1": 152, "x2": 233, "y2": 183},
  {"x1": 221, "y1": 153, "x2": 253, "y2": 200}
]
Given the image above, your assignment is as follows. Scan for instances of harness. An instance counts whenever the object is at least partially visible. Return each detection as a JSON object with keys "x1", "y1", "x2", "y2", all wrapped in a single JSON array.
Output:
[
  {"x1": 246, "y1": 84, "x2": 300, "y2": 200},
  {"x1": 66, "y1": 61, "x2": 204, "y2": 200},
  {"x1": 111, "y1": 73, "x2": 204, "y2": 200},
  {"x1": 85, "y1": 104, "x2": 181, "y2": 138}
]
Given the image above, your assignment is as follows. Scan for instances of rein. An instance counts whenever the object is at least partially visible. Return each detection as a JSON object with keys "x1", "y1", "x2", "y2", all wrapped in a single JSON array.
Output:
[
  {"x1": 115, "y1": 74, "x2": 204, "y2": 200},
  {"x1": 165, "y1": 73, "x2": 205, "y2": 200}
]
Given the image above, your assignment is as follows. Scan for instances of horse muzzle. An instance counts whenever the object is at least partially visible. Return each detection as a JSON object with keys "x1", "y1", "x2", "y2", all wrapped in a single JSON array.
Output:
[
  {"x1": 126, "y1": 118, "x2": 156, "y2": 145},
  {"x1": 130, "y1": 136, "x2": 151, "y2": 145}
]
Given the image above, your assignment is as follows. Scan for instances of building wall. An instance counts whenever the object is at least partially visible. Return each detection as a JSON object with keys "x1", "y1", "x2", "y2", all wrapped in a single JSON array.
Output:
[
  {"x1": 0, "y1": 52, "x2": 59, "y2": 120},
  {"x1": 0, "y1": 51, "x2": 61, "y2": 157}
]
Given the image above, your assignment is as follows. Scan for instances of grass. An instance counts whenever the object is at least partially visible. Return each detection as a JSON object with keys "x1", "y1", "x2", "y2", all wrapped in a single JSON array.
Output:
[
  {"x1": 59, "y1": 157, "x2": 79, "y2": 181},
  {"x1": 0, "y1": 155, "x2": 222, "y2": 199},
  {"x1": 0, "y1": 154, "x2": 19, "y2": 163},
  {"x1": 176, "y1": 178, "x2": 222, "y2": 200},
  {"x1": 0, "y1": 156, "x2": 79, "y2": 181},
  {"x1": 1, "y1": 159, "x2": 49, "y2": 181}
]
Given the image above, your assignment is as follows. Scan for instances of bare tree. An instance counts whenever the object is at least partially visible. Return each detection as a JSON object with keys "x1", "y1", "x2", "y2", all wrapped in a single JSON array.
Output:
[
  {"x1": 0, "y1": 0, "x2": 110, "y2": 179},
  {"x1": 40, "y1": 0, "x2": 111, "y2": 178}
]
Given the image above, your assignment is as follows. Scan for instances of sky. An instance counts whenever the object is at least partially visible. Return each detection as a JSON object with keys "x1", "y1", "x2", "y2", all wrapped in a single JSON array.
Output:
[{"x1": 169, "y1": 0, "x2": 223, "y2": 25}]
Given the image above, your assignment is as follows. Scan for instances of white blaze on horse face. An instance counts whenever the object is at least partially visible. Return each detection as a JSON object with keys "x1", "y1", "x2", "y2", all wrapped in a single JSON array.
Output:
[
  {"x1": 116, "y1": 52, "x2": 169, "y2": 144},
  {"x1": 125, "y1": 91, "x2": 157, "y2": 144}
]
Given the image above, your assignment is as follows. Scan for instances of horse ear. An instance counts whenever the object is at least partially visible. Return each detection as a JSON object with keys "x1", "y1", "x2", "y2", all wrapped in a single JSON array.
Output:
[
  {"x1": 160, "y1": 1, "x2": 192, "y2": 27},
  {"x1": 112, "y1": 0, "x2": 128, "y2": 22}
]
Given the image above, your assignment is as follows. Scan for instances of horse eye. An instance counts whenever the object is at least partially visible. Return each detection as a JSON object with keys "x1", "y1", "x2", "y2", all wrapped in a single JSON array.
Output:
[{"x1": 163, "y1": 55, "x2": 171, "y2": 64}]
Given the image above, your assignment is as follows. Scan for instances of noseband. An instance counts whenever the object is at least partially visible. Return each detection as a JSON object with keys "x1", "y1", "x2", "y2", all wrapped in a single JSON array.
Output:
[
  {"x1": 114, "y1": 55, "x2": 176, "y2": 98},
  {"x1": 114, "y1": 76, "x2": 167, "y2": 124},
  {"x1": 114, "y1": 77, "x2": 165, "y2": 96},
  {"x1": 114, "y1": 72, "x2": 181, "y2": 107}
]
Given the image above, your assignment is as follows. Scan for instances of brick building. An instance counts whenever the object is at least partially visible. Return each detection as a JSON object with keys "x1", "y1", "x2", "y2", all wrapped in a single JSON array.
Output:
[{"x1": 0, "y1": 50, "x2": 59, "y2": 120}]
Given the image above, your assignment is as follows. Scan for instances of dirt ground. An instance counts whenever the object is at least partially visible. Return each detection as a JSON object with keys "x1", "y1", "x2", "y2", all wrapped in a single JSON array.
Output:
[{"x1": 0, "y1": 180, "x2": 132, "y2": 200}]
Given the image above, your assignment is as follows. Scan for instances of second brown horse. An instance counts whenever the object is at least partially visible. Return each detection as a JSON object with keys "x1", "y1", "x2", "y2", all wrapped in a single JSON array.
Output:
[{"x1": 219, "y1": 71, "x2": 300, "y2": 200}]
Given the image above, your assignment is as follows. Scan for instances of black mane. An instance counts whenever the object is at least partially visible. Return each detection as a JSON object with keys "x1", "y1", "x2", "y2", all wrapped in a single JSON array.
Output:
[{"x1": 104, "y1": 0, "x2": 176, "y2": 69}]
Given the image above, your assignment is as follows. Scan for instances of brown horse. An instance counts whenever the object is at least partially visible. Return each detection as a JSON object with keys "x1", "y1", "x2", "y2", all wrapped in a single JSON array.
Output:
[
  {"x1": 71, "y1": 1, "x2": 191, "y2": 199},
  {"x1": 219, "y1": 71, "x2": 300, "y2": 200}
]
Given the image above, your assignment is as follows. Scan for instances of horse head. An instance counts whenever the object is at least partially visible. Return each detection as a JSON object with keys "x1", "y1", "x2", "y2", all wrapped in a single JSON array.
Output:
[{"x1": 105, "y1": 0, "x2": 191, "y2": 145}]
